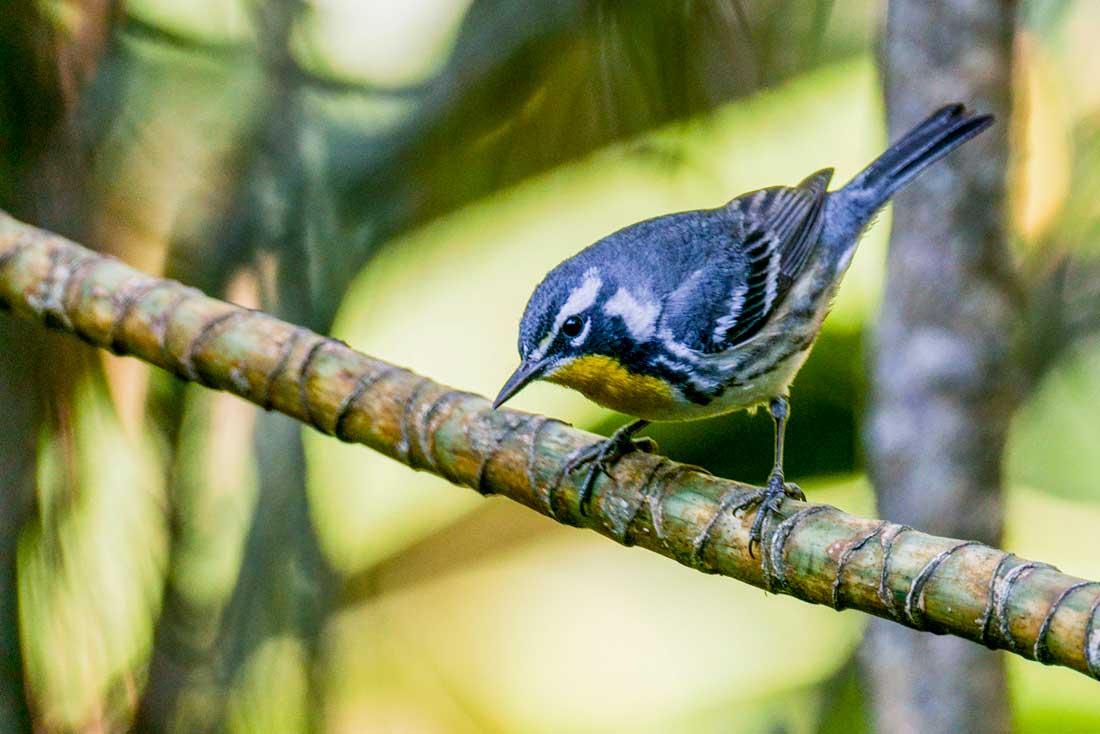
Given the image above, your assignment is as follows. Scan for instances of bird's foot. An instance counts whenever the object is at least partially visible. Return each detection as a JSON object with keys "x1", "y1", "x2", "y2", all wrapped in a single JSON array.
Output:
[
  {"x1": 564, "y1": 431, "x2": 657, "y2": 516},
  {"x1": 739, "y1": 472, "x2": 805, "y2": 558}
]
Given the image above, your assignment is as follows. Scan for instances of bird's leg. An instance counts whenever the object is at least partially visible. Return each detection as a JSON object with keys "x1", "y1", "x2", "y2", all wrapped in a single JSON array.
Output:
[
  {"x1": 564, "y1": 419, "x2": 655, "y2": 515},
  {"x1": 742, "y1": 396, "x2": 806, "y2": 555}
]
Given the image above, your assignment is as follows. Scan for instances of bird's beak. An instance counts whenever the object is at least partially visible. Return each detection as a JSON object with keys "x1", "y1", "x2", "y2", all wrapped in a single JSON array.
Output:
[{"x1": 492, "y1": 359, "x2": 546, "y2": 409}]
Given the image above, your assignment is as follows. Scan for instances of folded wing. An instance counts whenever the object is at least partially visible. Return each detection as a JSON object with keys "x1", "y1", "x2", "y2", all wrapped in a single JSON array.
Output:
[{"x1": 715, "y1": 168, "x2": 833, "y2": 349}]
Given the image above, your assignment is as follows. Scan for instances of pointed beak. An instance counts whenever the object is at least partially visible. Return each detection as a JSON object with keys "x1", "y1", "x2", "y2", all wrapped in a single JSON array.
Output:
[{"x1": 492, "y1": 359, "x2": 547, "y2": 409}]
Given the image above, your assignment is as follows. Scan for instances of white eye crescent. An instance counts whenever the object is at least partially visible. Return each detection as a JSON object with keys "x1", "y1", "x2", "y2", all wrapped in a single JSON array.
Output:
[{"x1": 565, "y1": 316, "x2": 591, "y2": 347}]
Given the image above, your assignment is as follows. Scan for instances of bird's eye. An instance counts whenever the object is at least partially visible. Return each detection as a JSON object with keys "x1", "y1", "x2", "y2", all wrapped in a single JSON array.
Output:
[{"x1": 561, "y1": 315, "x2": 584, "y2": 338}]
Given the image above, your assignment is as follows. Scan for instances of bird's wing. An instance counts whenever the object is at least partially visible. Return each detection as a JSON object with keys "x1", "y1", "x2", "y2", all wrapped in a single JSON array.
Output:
[{"x1": 716, "y1": 167, "x2": 833, "y2": 349}]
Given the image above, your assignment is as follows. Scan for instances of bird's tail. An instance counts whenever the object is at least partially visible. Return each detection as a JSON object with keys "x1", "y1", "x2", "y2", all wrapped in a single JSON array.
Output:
[{"x1": 841, "y1": 103, "x2": 993, "y2": 211}]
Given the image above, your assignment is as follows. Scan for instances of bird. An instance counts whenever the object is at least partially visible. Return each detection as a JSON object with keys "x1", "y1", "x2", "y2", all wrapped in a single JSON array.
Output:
[{"x1": 492, "y1": 103, "x2": 993, "y2": 548}]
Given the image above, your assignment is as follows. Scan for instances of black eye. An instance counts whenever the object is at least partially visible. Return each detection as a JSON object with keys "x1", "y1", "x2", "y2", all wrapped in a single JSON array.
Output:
[{"x1": 561, "y1": 315, "x2": 584, "y2": 338}]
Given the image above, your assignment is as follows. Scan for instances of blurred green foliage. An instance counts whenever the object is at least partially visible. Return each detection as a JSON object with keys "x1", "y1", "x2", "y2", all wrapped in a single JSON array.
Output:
[{"x1": 0, "y1": 1, "x2": 1099, "y2": 732}]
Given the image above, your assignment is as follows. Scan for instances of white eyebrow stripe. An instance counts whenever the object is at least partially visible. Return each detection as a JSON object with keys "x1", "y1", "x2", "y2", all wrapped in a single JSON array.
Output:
[
  {"x1": 556, "y1": 267, "x2": 603, "y2": 324},
  {"x1": 531, "y1": 267, "x2": 603, "y2": 360},
  {"x1": 604, "y1": 286, "x2": 659, "y2": 341}
]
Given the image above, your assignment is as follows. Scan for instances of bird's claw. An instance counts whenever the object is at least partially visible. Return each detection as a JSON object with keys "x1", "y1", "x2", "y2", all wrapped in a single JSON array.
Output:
[
  {"x1": 781, "y1": 478, "x2": 806, "y2": 502},
  {"x1": 741, "y1": 472, "x2": 804, "y2": 557},
  {"x1": 564, "y1": 434, "x2": 657, "y2": 515}
]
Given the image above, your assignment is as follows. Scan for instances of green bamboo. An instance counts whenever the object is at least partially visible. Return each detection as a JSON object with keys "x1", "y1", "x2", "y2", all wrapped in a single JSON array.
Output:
[{"x1": 2, "y1": 209, "x2": 1098, "y2": 681}]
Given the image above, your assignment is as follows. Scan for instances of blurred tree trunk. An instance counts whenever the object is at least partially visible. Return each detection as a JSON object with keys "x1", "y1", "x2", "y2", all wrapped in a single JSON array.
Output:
[
  {"x1": 0, "y1": 2, "x2": 118, "y2": 730},
  {"x1": 132, "y1": 2, "x2": 339, "y2": 731},
  {"x1": 862, "y1": 1, "x2": 1018, "y2": 733}
]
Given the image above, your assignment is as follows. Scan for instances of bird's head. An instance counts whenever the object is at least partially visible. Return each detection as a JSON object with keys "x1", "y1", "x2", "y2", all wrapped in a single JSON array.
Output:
[
  {"x1": 493, "y1": 263, "x2": 609, "y2": 408},
  {"x1": 493, "y1": 260, "x2": 671, "y2": 413}
]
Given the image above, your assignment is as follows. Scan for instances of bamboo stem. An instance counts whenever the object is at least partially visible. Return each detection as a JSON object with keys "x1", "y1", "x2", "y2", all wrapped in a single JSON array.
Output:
[{"x1": 2, "y1": 209, "x2": 1098, "y2": 681}]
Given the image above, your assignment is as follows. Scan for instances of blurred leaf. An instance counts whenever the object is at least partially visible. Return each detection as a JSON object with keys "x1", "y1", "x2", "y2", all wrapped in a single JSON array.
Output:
[
  {"x1": 1012, "y1": 659, "x2": 1100, "y2": 734},
  {"x1": 291, "y1": 0, "x2": 474, "y2": 88},
  {"x1": 321, "y1": 478, "x2": 872, "y2": 734},
  {"x1": 321, "y1": 0, "x2": 877, "y2": 280},
  {"x1": 1003, "y1": 484, "x2": 1100, "y2": 583},
  {"x1": 87, "y1": 28, "x2": 264, "y2": 276},
  {"x1": 17, "y1": 382, "x2": 167, "y2": 730},
  {"x1": 126, "y1": 0, "x2": 255, "y2": 46},
  {"x1": 1007, "y1": 340, "x2": 1100, "y2": 503},
  {"x1": 1044, "y1": 1, "x2": 1100, "y2": 121},
  {"x1": 226, "y1": 636, "x2": 310, "y2": 734},
  {"x1": 1011, "y1": 33, "x2": 1072, "y2": 243},
  {"x1": 1021, "y1": 0, "x2": 1075, "y2": 37},
  {"x1": 813, "y1": 656, "x2": 868, "y2": 734},
  {"x1": 169, "y1": 386, "x2": 260, "y2": 605}
]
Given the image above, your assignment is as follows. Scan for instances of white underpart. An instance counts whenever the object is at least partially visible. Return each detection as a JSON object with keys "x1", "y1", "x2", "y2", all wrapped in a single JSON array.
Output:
[
  {"x1": 604, "y1": 287, "x2": 659, "y2": 341},
  {"x1": 531, "y1": 267, "x2": 602, "y2": 360}
]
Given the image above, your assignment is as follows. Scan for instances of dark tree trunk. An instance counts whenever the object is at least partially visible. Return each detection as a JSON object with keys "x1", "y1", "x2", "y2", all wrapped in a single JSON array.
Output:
[{"x1": 862, "y1": 1, "x2": 1019, "y2": 732}]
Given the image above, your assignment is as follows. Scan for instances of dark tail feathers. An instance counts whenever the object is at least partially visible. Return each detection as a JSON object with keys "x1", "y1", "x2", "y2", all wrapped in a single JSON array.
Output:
[{"x1": 844, "y1": 104, "x2": 993, "y2": 210}]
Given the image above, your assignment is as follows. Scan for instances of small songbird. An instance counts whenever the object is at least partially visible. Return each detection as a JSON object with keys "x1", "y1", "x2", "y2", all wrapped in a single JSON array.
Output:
[{"x1": 493, "y1": 104, "x2": 992, "y2": 545}]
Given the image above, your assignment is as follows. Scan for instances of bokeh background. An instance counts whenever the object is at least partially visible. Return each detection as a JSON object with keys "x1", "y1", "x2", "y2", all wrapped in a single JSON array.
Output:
[{"x1": 1, "y1": 1, "x2": 1099, "y2": 732}]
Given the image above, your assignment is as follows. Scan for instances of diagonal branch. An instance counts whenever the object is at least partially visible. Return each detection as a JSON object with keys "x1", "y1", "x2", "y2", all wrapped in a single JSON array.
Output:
[{"x1": 2, "y1": 208, "x2": 1099, "y2": 682}]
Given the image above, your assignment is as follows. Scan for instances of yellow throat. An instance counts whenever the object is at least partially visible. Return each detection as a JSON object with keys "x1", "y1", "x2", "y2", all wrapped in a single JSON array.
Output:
[{"x1": 545, "y1": 354, "x2": 679, "y2": 420}]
